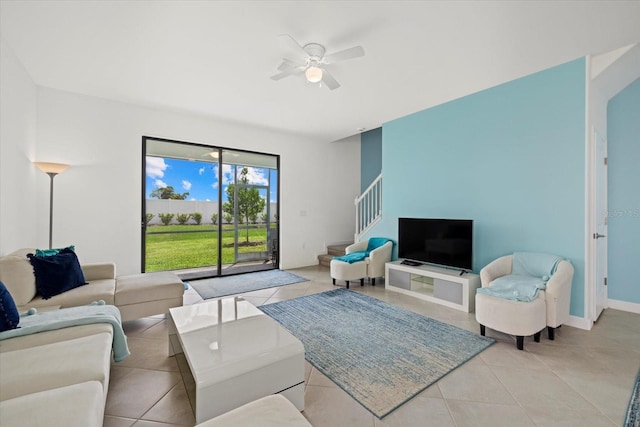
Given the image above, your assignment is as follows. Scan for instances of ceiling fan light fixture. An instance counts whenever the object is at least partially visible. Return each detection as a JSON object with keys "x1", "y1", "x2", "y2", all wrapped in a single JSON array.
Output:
[{"x1": 305, "y1": 66, "x2": 323, "y2": 83}]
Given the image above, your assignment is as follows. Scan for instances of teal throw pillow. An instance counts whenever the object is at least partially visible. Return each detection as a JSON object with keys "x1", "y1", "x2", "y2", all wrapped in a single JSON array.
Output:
[{"x1": 35, "y1": 245, "x2": 76, "y2": 258}]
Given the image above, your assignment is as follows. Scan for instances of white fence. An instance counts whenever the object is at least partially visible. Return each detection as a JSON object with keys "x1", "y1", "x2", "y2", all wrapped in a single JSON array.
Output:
[{"x1": 146, "y1": 199, "x2": 278, "y2": 225}]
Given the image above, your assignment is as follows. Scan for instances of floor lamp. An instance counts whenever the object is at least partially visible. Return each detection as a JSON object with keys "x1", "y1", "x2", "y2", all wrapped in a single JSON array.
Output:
[{"x1": 34, "y1": 162, "x2": 69, "y2": 249}]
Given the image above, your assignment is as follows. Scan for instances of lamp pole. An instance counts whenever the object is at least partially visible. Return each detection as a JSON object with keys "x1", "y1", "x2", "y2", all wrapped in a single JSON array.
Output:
[
  {"x1": 34, "y1": 162, "x2": 69, "y2": 250},
  {"x1": 46, "y1": 172, "x2": 57, "y2": 249}
]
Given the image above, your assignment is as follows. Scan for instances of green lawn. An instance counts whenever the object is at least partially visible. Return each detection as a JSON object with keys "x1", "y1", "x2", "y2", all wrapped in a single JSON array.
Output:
[{"x1": 145, "y1": 224, "x2": 274, "y2": 271}]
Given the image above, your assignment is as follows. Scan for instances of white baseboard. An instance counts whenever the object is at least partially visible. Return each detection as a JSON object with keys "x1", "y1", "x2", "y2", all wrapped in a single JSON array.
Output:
[
  {"x1": 608, "y1": 298, "x2": 640, "y2": 314},
  {"x1": 565, "y1": 314, "x2": 592, "y2": 330}
]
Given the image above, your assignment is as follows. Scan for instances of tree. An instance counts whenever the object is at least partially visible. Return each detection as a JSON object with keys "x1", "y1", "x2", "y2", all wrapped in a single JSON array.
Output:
[
  {"x1": 223, "y1": 167, "x2": 266, "y2": 242},
  {"x1": 150, "y1": 186, "x2": 189, "y2": 200},
  {"x1": 211, "y1": 213, "x2": 218, "y2": 225},
  {"x1": 145, "y1": 213, "x2": 154, "y2": 225}
]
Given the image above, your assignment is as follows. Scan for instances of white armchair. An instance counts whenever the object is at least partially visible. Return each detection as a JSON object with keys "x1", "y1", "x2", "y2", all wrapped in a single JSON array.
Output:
[
  {"x1": 475, "y1": 254, "x2": 574, "y2": 350},
  {"x1": 345, "y1": 240, "x2": 393, "y2": 286}
]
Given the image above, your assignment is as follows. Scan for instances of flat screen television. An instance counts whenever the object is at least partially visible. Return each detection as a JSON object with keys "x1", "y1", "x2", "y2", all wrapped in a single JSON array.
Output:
[{"x1": 398, "y1": 218, "x2": 473, "y2": 270}]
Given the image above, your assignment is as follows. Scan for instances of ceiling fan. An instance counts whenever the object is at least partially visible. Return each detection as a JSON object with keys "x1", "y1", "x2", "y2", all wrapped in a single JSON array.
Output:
[{"x1": 270, "y1": 35, "x2": 365, "y2": 90}]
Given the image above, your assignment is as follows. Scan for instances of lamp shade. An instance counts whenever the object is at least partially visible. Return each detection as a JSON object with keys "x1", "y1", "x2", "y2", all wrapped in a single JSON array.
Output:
[
  {"x1": 305, "y1": 66, "x2": 323, "y2": 83},
  {"x1": 34, "y1": 162, "x2": 70, "y2": 174}
]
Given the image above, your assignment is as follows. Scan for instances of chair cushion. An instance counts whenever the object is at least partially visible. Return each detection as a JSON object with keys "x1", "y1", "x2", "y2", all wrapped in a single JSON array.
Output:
[{"x1": 27, "y1": 248, "x2": 87, "y2": 299}]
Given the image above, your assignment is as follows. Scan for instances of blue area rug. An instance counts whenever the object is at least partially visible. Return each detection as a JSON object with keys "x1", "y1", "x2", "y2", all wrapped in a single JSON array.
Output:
[
  {"x1": 259, "y1": 288, "x2": 494, "y2": 418},
  {"x1": 626, "y1": 368, "x2": 640, "y2": 427},
  {"x1": 189, "y1": 270, "x2": 308, "y2": 300}
]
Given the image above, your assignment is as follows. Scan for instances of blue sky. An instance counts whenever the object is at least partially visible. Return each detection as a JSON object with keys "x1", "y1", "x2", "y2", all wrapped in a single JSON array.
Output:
[{"x1": 145, "y1": 157, "x2": 277, "y2": 202}]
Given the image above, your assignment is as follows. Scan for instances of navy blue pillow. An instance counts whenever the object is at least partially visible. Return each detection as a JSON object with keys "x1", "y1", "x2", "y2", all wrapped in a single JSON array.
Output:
[
  {"x1": 28, "y1": 248, "x2": 87, "y2": 299},
  {"x1": 0, "y1": 281, "x2": 20, "y2": 331}
]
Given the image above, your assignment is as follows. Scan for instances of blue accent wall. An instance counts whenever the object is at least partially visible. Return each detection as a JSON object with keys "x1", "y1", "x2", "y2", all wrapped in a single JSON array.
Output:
[
  {"x1": 607, "y1": 78, "x2": 640, "y2": 304},
  {"x1": 360, "y1": 127, "x2": 382, "y2": 192},
  {"x1": 374, "y1": 58, "x2": 587, "y2": 317}
]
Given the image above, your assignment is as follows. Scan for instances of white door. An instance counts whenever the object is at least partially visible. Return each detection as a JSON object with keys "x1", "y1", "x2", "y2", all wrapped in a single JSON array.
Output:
[{"x1": 594, "y1": 128, "x2": 608, "y2": 321}]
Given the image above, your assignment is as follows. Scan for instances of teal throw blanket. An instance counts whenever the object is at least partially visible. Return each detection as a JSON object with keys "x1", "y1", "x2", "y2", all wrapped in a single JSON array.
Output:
[
  {"x1": 477, "y1": 252, "x2": 564, "y2": 302},
  {"x1": 512, "y1": 252, "x2": 561, "y2": 280},
  {"x1": 334, "y1": 238, "x2": 394, "y2": 264},
  {"x1": 0, "y1": 304, "x2": 130, "y2": 362},
  {"x1": 476, "y1": 274, "x2": 547, "y2": 302}
]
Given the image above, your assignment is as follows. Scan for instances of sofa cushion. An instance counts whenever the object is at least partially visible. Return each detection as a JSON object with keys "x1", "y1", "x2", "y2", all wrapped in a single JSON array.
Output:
[
  {"x1": 0, "y1": 281, "x2": 20, "y2": 331},
  {"x1": 0, "y1": 323, "x2": 113, "y2": 353},
  {"x1": 18, "y1": 279, "x2": 116, "y2": 311},
  {"x1": 115, "y1": 272, "x2": 184, "y2": 306},
  {"x1": 27, "y1": 248, "x2": 87, "y2": 299},
  {"x1": 0, "y1": 381, "x2": 104, "y2": 427},
  {"x1": 0, "y1": 331, "x2": 112, "y2": 401},
  {"x1": 0, "y1": 251, "x2": 37, "y2": 306}
]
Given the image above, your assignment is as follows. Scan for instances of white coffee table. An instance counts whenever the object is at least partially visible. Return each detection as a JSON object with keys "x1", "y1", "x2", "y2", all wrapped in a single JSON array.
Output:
[{"x1": 168, "y1": 297, "x2": 305, "y2": 424}]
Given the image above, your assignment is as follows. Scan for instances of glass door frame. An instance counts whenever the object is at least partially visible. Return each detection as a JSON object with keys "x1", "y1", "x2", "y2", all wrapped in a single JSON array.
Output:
[{"x1": 141, "y1": 136, "x2": 280, "y2": 278}]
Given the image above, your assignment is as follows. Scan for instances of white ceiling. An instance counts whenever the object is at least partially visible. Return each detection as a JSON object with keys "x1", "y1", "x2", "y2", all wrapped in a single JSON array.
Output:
[{"x1": 2, "y1": 1, "x2": 639, "y2": 142}]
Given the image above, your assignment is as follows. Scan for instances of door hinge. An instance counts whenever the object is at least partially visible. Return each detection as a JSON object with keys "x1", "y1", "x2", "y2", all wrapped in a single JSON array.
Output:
[
  {"x1": 604, "y1": 157, "x2": 608, "y2": 165},
  {"x1": 604, "y1": 277, "x2": 608, "y2": 286}
]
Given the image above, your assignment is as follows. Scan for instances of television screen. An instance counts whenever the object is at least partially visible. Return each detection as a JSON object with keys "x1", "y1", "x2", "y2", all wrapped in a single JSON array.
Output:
[{"x1": 398, "y1": 218, "x2": 473, "y2": 270}]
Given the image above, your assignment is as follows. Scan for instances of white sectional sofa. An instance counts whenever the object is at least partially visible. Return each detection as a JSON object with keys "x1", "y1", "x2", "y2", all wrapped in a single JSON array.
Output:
[
  {"x1": 0, "y1": 248, "x2": 185, "y2": 322},
  {"x1": 0, "y1": 247, "x2": 186, "y2": 426}
]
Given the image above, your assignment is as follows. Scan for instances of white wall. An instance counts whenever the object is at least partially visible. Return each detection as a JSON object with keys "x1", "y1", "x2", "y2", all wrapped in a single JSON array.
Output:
[
  {"x1": 0, "y1": 83, "x2": 360, "y2": 273},
  {"x1": 0, "y1": 39, "x2": 39, "y2": 254}
]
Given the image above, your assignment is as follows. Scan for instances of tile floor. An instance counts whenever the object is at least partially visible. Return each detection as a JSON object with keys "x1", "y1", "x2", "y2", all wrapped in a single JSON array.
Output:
[{"x1": 103, "y1": 266, "x2": 640, "y2": 427}]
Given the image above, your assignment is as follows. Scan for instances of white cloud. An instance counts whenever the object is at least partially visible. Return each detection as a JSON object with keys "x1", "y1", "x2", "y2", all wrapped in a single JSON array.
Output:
[
  {"x1": 146, "y1": 157, "x2": 168, "y2": 178},
  {"x1": 190, "y1": 197, "x2": 196, "y2": 201},
  {"x1": 242, "y1": 167, "x2": 269, "y2": 185},
  {"x1": 222, "y1": 165, "x2": 234, "y2": 185},
  {"x1": 182, "y1": 180, "x2": 192, "y2": 190},
  {"x1": 198, "y1": 167, "x2": 205, "y2": 175},
  {"x1": 154, "y1": 179, "x2": 167, "y2": 188},
  {"x1": 211, "y1": 182, "x2": 218, "y2": 189}
]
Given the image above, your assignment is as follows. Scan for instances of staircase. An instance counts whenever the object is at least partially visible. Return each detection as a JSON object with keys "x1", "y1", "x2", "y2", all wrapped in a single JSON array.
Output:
[
  {"x1": 355, "y1": 173, "x2": 382, "y2": 242},
  {"x1": 318, "y1": 174, "x2": 383, "y2": 267},
  {"x1": 318, "y1": 244, "x2": 350, "y2": 267}
]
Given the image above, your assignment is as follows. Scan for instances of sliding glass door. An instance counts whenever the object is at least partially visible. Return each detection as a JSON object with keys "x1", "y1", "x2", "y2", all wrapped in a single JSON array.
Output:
[{"x1": 142, "y1": 137, "x2": 279, "y2": 279}]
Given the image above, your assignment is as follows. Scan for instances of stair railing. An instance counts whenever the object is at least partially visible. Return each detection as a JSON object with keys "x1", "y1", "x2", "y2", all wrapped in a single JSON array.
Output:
[{"x1": 355, "y1": 173, "x2": 382, "y2": 242}]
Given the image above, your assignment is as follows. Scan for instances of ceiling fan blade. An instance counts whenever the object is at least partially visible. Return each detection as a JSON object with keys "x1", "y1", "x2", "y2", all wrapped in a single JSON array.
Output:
[
  {"x1": 277, "y1": 58, "x2": 304, "y2": 72},
  {"x1": 279, "y1": 34, "x2": 309, "y2": 60},
  {"x1": 321, "y1": 69, "x2": 340, "y2": 90},
  {"x1": 270, "y1": 66, "x2": 305, "y2": 81},
  {"x1": 324, "y1": 46, "x2": 365, "y2": 64}
]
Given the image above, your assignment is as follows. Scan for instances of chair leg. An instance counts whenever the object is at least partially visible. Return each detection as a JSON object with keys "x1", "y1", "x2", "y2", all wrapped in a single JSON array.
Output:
[
  {"x1": 480, "y1": 324, "x2": 486, "y2": 336},
  {"x1": 372, "y1": 278, "x2": 376, "y2": 286},
  {"x1": 516, "y1": 336, "x2": 524, "y2": 350},
  {"x1": 360, "y1": 278, "x2": 364, "y2": 286},
  {"x1": 332, "y1": 278, "x2": 336, "y2": 286},
  {"x1": 534, "y1": 331, "x2": 541, "y2": 342},
  {"x1": 548, "y1": 326, "x2": 555, "y2": 340},
  {"x1": 346, "y1": 281, "x2": 349, "y2": 289}
]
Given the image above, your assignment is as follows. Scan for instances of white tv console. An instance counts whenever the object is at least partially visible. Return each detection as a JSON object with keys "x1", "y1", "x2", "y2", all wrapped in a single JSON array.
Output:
[{"x1": 385, "y1": 261, "x2": 481, "y2": 313}]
